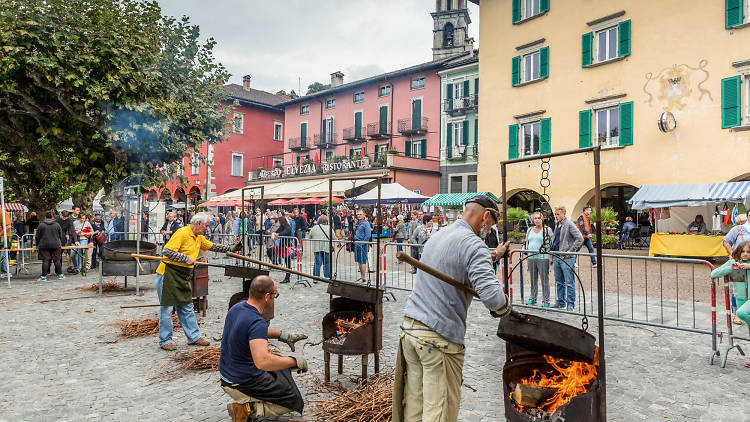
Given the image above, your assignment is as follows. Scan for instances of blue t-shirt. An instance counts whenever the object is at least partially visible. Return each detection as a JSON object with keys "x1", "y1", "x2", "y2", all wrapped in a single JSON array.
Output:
[{"x1": 219, "y1": 302, "x2": 268, "y2": 383}]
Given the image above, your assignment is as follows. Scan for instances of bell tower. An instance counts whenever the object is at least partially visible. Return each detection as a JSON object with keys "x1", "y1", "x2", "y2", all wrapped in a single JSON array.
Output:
[{"x1": 432, "y1": 0, "x2": 473, "y2": 60}]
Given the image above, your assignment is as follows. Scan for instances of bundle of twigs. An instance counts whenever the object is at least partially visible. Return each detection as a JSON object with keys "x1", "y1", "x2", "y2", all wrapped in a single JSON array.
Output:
[
  {"x1": 172, "y1": 345, "x2": 221, "y2": 374},
  {"x1": 78, "y1": 280, "x2": 120, "y2": 292},
  {"x1": 110, "y1": 314, "x2": 181, "y2": 339},
  {"x1": 304, "y1": 372, "x2": 393, "y2": 422}
]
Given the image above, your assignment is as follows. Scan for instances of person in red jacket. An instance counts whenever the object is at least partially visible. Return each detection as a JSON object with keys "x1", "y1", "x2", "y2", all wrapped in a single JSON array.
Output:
[{"x1": 577, "y1": 205, "x2": 597, "y2": 267}]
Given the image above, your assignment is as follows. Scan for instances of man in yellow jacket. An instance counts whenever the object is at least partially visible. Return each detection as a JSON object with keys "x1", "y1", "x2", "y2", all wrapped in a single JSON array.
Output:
[{"x1": 156, "y1": 212, "x2": 240, "y2": 351}]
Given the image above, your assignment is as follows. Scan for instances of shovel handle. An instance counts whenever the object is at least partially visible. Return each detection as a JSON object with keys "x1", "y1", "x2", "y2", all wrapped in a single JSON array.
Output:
[
  {"x1": 395, "y1": 252, "x2": 479, "y2": 298},
  {"x1": 129, "y1": 253, "x2": 223, "y2": 268}
]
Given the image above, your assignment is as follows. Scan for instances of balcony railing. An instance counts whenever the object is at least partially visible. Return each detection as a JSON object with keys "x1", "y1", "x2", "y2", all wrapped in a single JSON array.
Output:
[
  {"x1": 342, "y1": 126, "x2": 366, "y2": 142},
  {"x1": 397, "y1": 116, "x2": 429, "y2": 135},
  {"x1": 288, "y1": 136, "x2": 311, "y2": 151},
  {"x1": 313, "y1": 133, "x2": 338, "y2": 148},
  {"x1": 366, "y1": 121, "x2": 391, "y2": 139},
  {"x1": 443, "y1": 94, "x2": 478, "y2": 115}
]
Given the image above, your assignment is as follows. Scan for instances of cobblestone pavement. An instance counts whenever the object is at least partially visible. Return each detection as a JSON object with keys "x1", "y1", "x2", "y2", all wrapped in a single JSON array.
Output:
[{"x1": 0, "y1": 263, "x2": 749, "y2": 422}]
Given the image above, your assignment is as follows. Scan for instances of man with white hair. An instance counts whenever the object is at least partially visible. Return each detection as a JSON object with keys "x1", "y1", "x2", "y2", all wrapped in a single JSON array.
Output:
[
  {"x1": 156, "y1": 212, "x2": 241, "y2": 351},
  {"x1": 160, "y1": 211, "x2": 181, "y2": 243}
]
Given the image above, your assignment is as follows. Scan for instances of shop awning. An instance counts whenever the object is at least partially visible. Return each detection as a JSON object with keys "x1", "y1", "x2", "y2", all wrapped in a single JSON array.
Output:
[
  {"x1": 422, "y1": 192, "x2": 502, "y2": 207},
  {"x1": 247, "y1": 171, "x2": 388, "y2": 199},
  {"x1": 347, "y1": 183, "x2": 429, "y2": 205},
  {"x1": 628, "y1": 182, "x2": 750, "y2": 210},
  {"x1": 2, "y1": 203, "x2": 25, "y2": 212}
]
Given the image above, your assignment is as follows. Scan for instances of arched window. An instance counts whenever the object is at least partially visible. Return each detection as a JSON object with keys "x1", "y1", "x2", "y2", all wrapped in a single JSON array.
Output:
[{"x1": 443, "y1": 22, "x2": 454, "y2": 47}]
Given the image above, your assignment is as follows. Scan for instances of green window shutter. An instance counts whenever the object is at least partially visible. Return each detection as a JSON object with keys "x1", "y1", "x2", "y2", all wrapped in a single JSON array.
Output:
[
  {"x1": 540, "y1": 0, "x2": 550, "y2": 13},
  {"x1": 446, "y1": 83, "x2": 453, "y2": 109},
  {"x1": 463, "y1": 80, "x2": 470, "y2": 98},
  {"x1": 619, "y1": 102, "x2": 634, "y2": 146},
  {"x1": 446, "y1": 122, "x2": 453, "y2": 158},
  {"x1": 474, "y1": 118, "x2": 478, "y2": 147},
  {"x1": 412, "y1": 99, "x2": 422, "y2": 130},
  {"x1": 512, "y1": 56, "x2": 521, "y2": 86},
  {"x1": 578, "y1": 109, "x2": 592, "y2": 148},
  {"x1": 540, "y1": 118, "x2": 551, "y2": 154},
  {"x1": 722, "y1": 76, "x2": 742, "y2": 128},
  {"x1": 405, "y1": 140, "x2": 412, "y2": 157},
  {"x1": 321, "y1": 119, "x2": 326, "y2": 143},
  {"x1": 582, "y1": 32, "x2": 593, "y2": 67},
  {"x1": 512, "y1": 0, "x2": 521, "y2": 23},
  {"x1": 474, "y1": 78, "x2": 479, "y2": 95},
  {"x1": 420, "y1": 140, "x2": 426, "y2": 158},
  {"x1": 462, "y1": 120, "x2": 469, "y2": 145},
  {"x1": 379, "y1": 106, "x2": 388, "y2": 133},
  {"x1": 354, "y1": 112, "x2": 362, "y2": 138},
  {"x1": 539, "y1": 46, "x2": 549, "y2": 79},
  {"x1": 508, "y1": 124, "x2": 519, "y2": 159},
  {"x1": 301, "y1": 123, "x2": 307, "y2": 146},
  {"x1": 618, "y1": 20, "x2": 631, "y2": 57},
  {"x1": 726, "y1": 0, "x2": 744, "y2": 29}
]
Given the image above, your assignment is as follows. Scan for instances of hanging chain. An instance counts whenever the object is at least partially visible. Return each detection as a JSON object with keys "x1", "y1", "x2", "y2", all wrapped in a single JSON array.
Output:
[{"x1": 539, "y1": 157, "x2": 551, "y2": 204}]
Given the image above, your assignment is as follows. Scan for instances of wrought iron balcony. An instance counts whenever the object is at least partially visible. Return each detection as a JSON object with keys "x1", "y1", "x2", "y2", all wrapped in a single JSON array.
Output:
[
  {"x1": 397, "y1": 116, "x2": 429, "y2": 135},
  {"x1": 314, "y1": 133, "x2": 338, "y2": 148},
  {"x1": 366, "y1": 121, "x2": 391, "y2": 139},
  {"x1": 288, "y1": 136, "x2": 311, "y2": 151},
  {"x1": 443, "y1": 94, "x2": 478, "y2": 115},
  {"x1": 343, "y1": 126, "x2": 366, "y2": 142}
]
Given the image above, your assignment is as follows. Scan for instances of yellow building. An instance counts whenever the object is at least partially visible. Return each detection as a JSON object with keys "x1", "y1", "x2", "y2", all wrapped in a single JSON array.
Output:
[{"x1": 475, "y1": 0, "x2": 750, "y2": 217}]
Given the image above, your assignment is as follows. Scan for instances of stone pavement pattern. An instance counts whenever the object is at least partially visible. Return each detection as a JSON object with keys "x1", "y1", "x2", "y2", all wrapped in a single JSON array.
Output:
[{"x1": 0, "y1": 265, "x2": 748, "y2": 422}]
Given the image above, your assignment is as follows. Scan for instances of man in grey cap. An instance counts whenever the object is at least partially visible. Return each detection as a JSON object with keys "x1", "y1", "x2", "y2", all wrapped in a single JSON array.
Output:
[{"x1": 392, "y1": 195, "x2": 512, "y2": 422}]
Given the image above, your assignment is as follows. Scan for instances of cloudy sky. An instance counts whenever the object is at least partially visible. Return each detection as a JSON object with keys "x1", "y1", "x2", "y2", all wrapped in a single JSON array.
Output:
[{"x1": 156, "y1": 0, "x2": 479, "y2": 95}]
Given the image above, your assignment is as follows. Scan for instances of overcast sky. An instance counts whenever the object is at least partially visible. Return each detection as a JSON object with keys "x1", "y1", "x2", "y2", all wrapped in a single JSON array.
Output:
[{"x1": 156, "y1": 0, "x2": 479, "y2": 95}]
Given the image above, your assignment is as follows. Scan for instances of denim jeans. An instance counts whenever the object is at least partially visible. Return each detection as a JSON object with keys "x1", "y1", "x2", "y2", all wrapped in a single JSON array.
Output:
[
  {"x1": 313, "y1": 251, "x2": 331, "y2": 278},
  {"x1": 155, "y1": 273, "x2": 201, "y2": 346},
  {"x1": 396, "y1": 238, "x2": 405, "y2": 252},
  {"x1": 553, "y1": 256, "x2": 577, "y2": 308},
  {"x1": 0, "y1": 250, "x2": 7, "y2": 274},
  {"x1": 91, "y1": 243, "x2": 103, "y2": 267},
  {"x1": 71, "y1": 238, "x2": 88, "y2": 270},
  {"x1": 580, "y1": 238, "x2": 596, "y2": 264}
]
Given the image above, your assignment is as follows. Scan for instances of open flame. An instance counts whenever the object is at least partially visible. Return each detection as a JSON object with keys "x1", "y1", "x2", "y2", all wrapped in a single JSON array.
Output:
[
  {"x1": 512, "y1": 348, "x2": 599, "y2": 415},
  {"x1": 334, "y1": 310, "x2": 374, "y2": 335}
]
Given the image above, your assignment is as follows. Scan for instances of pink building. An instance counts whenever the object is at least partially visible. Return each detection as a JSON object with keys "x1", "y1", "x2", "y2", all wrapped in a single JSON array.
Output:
[{"x1": 249, "y1": 60, "x2": 451, "y2": 198}]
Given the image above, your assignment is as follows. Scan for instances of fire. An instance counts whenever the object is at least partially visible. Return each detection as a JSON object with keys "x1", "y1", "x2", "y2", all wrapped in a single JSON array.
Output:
[
  {"x1": 513, "y1": 348, "x2": 599, "y2": 415},
  {"x1": 334, "y1": 311, "x2": 374, "y2": 335}
]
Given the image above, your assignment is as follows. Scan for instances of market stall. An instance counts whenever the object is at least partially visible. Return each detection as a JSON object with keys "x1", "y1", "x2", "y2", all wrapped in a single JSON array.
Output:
[
  {"x1": 628, "y1": 181, "x2": 750, "y2": 257},
  {"x1": 345, "y1": 182, "x2": 429, "y2": 205}
]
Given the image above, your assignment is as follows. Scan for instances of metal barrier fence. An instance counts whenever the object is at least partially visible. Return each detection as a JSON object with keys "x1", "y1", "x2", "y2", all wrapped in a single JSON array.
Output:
[{"x1": 715, "y1": 275, "x2": 749, "y2": 367}]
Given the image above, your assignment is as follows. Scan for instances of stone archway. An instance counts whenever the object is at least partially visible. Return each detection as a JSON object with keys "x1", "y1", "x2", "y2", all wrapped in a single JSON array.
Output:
[
  {"x1": 188, "y1": 186, "x2": 201, "y2": 201},
  {"x1": 159, "y1": 188, "x2": 171, "y2": 201},
  {"x1": 174, "y1": 187, "x2": 187, "y2": 203},
  {"x1": 729, "y1": 173, "x2": 750, "y2": 182},
  {"x1": 573, "y1": 183, "x2": 639, "y2": 226}
]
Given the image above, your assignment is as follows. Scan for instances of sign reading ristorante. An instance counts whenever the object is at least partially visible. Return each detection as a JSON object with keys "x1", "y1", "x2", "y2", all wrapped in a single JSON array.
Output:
[{"x1": 258, "y1": 157, "x2": 372, "y2": 179}]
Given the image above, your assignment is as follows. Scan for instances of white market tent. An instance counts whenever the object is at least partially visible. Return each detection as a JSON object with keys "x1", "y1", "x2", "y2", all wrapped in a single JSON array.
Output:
[
  {"x1": 56, "y1": 198, "x2": 103, "y2": 212},
  {"x1": 346, "y1": 182, "x2": 429, "y2": 205},
  {"x1": 627, "y1": 181, "x2": 750, "y2": 232}
]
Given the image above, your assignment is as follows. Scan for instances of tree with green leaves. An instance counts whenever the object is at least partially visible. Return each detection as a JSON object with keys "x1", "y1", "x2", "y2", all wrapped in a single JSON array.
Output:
[
  {"x1": 0, "y1": 0, "x2": 231, "y2": 212},
  {"x1": 306, "y1": 82, "x2": 331, "y2": 95}
]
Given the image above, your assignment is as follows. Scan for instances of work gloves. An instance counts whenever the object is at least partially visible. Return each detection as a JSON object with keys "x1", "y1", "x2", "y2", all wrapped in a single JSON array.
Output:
[
  {"x1": 279, "y1": 332, "x2": 308, "y2": 352},
  {"x1": 490, "y1": 294, "x2": 513, "y2": 318},
  {"x1": 289, "y1": 354, "x2": 308, "y2": 374},
  {"x1": 230, "y1": 242, "x2": 242, "y2": 252}
]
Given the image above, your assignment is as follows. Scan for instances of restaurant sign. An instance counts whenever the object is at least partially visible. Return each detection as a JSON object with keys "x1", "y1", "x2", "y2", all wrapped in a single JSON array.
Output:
[{"x1": 258, "y1": 157, "x2": 372, "y2": 179}]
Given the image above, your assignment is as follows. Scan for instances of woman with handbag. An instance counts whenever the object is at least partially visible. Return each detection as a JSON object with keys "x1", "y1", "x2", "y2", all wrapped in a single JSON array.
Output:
[
  {"x1": 272, "y1": 216, "x2": 293, "y2": 283},
  {"x1": 90, "y1": 214, "x2": 105, "y2": 269},
  {"x1": 308, "y1": 215, "x2": 331, "y2": 280},
  {"x1": 711, "y1": 241, "x2": 750, "y2": 368}
]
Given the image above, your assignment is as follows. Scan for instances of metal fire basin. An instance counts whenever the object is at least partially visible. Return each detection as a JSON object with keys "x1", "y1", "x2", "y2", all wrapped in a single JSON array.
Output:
[
  {"x1": 503, "y1": 343, "x2": 601, "y2": 422},
  {"x1": 322, "y1": 297, "x2": 383, "y2": 382},
  {"x1": 102, "y1": 240, "x2": 157, "y2": 261},
  {"x1": 190, "y1": 266, "x2": 209, "y2": 317},
  {"x1": 101, "y1": 258, "x2": 159, "y2": 276}
]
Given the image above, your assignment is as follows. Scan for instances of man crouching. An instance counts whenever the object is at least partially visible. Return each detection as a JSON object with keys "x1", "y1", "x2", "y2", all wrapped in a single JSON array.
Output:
[{"x1": 219, "y1": 275, "x2": 309, "y2": 422}]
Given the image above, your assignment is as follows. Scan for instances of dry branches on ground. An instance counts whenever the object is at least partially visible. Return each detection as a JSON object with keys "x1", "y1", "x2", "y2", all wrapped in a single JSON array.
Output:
[
  {"x1": 77, "y1": 280, "x2": 120, "y2": 292},
  {"x1": 109, "y1": 314, "x2": 181, "y2": 339},
  {"x1": 172, "y1": 345, "x2": 221, "y2": 374},
  {"x1": 303, "y1": 372, "x2": 393, "y2": 422}
]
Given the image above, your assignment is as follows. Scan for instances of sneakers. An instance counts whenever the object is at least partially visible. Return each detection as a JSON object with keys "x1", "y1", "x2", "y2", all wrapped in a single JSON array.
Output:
[
  {"x1": 525, "y1": 299, "x2": 536, "y2": 306},
  {"x1": 551, "y1": 303, "x2": 566, "y2": 309},
  {"x1": 189, "y1": 338, "x2": 210, "y2": 346},
  {"x1": 592, "y1": 263, "x2": 598, "y2": 268},
  {"x1": 160, "y1": 343, "x2": 176, "y2": 351},
  {"x1": 566, "y1": 306, "x2": 575, "y2": 311},
  {"x1": 58, "y1": 274, "x2": 65, "y2": 280},
  {"x1": 39, "y1": 276, "x2": 47, "y2": 281},
  {"x1": 227, "y1": 403, "x2": 251, "y2": 422},
  {"x1": 541, "y1": 303, "x2": 550, "y2": 308}
]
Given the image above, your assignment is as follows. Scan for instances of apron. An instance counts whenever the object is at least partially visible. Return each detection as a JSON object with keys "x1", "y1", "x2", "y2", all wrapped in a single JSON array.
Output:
[
  {"x1": 160, "y1": 262, "x2": 194, "y2": 307},
  {"x1": 392, "y1": 335, "x2": 408, "y2": 422},
  {"x1": 221, "y1": 369, "x2": 304, "y2": 414}
]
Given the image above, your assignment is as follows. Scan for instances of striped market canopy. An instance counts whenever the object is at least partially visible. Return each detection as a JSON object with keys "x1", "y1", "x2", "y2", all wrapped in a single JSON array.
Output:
[
  {"x1": 706, "y1": 181, "x2": 750, "y2": 202},
  {"x1": 421, "y1": 192, "x2": 502, "y2": 207},
  {"x1": 2, "y1": 203, "x2": 25, "y2": 212}
]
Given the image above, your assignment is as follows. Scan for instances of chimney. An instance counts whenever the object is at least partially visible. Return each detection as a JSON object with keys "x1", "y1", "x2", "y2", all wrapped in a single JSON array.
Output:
[
  {"x1": 330, "y1": 71, "x2": 344, "y2": 87},
  {"x1": 242, "y1": 75, "x2": 252, "y2": 91}
]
